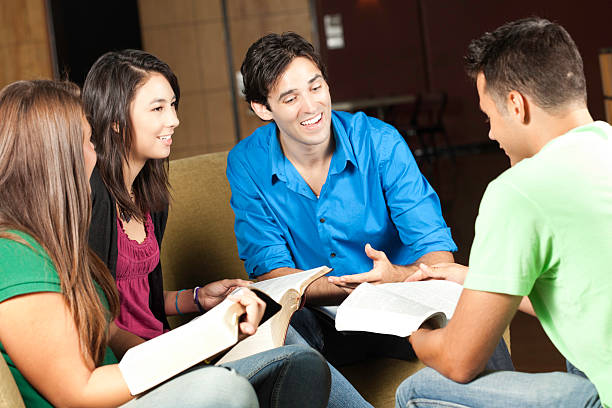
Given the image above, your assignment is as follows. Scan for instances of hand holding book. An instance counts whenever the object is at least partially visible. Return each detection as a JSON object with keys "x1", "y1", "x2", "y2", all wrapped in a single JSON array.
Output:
[
  {"x1": 119, "y1": 266, "x2": 330, "y2": 395},
  {"x1": 228, "y1": 287, "x2": 268, "y2": 337}
]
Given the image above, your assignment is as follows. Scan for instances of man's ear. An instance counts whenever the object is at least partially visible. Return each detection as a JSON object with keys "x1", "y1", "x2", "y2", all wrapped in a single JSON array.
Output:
[
  {"x1": 251, "y1": 101, "x2": 274, "y2": 121},
  {"x1": 507, "y1": 90, "x2": 529, "y2": 124}
]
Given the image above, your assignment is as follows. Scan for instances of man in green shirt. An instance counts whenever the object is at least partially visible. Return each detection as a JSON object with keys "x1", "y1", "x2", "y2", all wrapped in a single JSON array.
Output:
[{"x1": 396, "y1": 17, "x2": 610, "y2": 407}]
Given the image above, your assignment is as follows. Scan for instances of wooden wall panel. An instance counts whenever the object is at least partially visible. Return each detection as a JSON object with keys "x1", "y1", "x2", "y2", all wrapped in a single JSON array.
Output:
[
  {"x1": 227, "y1": 0, "x2": 313, "y2": 140},
  {"x1": 196, "y1": 21, "x2": 230, "y2": 90},
  {"x1": 138, "y1": 0, "x2": 313, "y2": 158},
  {"x1": 0, "y1": 0, "x2": 53, "y2": 90},
  {"x1": 139, "y1": 0, "x2": 236, "y2": 159}
]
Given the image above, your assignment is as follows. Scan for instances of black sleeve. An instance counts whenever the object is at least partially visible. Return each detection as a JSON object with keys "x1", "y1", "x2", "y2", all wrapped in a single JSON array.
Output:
[
  {"x1": 149, "y1": 207, "x2": 170, "y2": 330},
  {"x1": 88, "y1": 167, "x2": 118, "y2": 279}
]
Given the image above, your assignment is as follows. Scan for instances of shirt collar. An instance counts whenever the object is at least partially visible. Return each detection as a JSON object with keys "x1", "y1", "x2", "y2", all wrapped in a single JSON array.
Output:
[
  {"x1": 329, "y1": 110, "x2": 358, "y2": 175},
  {"x1": 269, "y1": 125, "x2": 287, "y2": 182},
  {"x1": 268, "y1": 110, "x2": 358, "y2": 183}
]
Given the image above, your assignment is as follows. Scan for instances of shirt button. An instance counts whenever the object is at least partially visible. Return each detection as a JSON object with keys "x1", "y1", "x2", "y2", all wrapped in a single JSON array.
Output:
[
  {"x1": 330, "y1": 252, "x2": 336, "y2": 258},
  {"x1": 319, "y1": 218, "x2": 325, "y2": 223}
]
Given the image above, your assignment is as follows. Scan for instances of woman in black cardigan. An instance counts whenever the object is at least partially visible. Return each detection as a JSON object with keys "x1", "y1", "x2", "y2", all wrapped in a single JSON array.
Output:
[
  {"x1": 83, "y1": 49, "x2": 330, "y2": 408},
  {"x1": 84, "y1": 49, "x2": 249, "y2": 340}
]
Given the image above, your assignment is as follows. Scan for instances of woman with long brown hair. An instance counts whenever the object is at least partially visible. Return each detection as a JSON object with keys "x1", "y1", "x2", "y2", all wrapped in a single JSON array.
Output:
[
  {"x1": 83, "y1": 50, "x2": 331, "y2": 408},
  {"x1": 0, "y1": 79, "x2": 329, "y2": 407}
]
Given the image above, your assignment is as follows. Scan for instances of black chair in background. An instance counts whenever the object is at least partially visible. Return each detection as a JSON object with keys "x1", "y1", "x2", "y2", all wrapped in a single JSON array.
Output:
[{"x1": 388, "y1": 91, "x2": 454, "y2": 163}]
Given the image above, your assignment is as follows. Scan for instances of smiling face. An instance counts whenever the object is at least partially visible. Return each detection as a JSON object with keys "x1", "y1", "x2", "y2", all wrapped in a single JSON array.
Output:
[
  {"x1": 252, "y1": 56, "x2": 332, "y2": 150},
  {"x1": 128, "y1": 72, "x2": 179, "y2": 165},
  {"x1": 477, "y1": 72, "x2": 532, "y2": 166}
]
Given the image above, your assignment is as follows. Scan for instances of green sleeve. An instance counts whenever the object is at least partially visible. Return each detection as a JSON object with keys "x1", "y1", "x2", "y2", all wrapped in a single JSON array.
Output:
[
  {"x1": 464, "y1": 179, "x2": 556, "y2": 296},
  {"x1": 0, "y1": 234, "x2": 61, "y2": 302}
]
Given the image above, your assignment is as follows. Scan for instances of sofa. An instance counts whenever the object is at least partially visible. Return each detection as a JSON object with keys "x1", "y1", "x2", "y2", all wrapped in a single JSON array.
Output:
[{"x1": 0, "y1": 150, "x2": 509, "y2": 408}]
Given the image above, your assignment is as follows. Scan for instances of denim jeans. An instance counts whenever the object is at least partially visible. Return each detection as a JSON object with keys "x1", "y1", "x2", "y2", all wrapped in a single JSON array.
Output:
[
  {"x1": 287, "y1": 308, "x2": 515, "y2": 408},
  {"x1": 395, "y1": 366, "x2": 601, "y2": 408},
  {"x1": 121, "y1": 344, "x2": 330, "y2": 408},
  {"x1": 285, "y1": 324, "x2": 373, "y2": 408}
]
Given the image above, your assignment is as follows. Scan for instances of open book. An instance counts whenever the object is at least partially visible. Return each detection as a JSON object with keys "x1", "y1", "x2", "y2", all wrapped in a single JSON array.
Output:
[
  {"x1": 332, "y1": 280, "x2": 463, "y2": 337},
  {"x1": 119, "y1": 266, "x2": 330, "y2": 395},
  {"x1": 216, "y1": 266, "x2": 331, "y2": 364}
]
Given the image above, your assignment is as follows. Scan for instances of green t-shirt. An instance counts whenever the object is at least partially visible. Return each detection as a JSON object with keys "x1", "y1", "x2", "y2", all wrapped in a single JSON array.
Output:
[
  {"x1": 464, "y1": 121, "x2": 612, "y2": 407},
  {"x1": 0, "y1": 231, "x2": 117, "y2": 408}
]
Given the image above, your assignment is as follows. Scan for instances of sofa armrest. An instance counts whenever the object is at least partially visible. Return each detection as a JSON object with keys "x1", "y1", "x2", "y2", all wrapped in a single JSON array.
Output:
[{"x1": 0, "y1": 356, "x2": 25, "y2": 408}]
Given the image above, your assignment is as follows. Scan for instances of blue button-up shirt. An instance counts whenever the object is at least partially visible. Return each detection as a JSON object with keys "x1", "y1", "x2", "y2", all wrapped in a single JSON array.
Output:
[{"x1": 227, "y1": 110, "x2": 456, "y2": 278}]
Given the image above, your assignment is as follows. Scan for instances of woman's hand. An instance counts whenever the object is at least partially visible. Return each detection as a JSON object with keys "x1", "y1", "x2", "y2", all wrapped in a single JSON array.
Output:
[
  {"x1": 198, "y1": 279, "x2": 252, "y2": 311},
  {"x1": 228, "y1": 288, "x2": 266, "y2": 338}
]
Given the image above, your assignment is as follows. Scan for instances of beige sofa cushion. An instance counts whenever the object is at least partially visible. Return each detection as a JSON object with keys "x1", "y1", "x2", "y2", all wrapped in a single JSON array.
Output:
[
  {"x1": 0, "y1": 356, "x2": 25, "y2": 408},
  {"x1": 163, "y1": 151, "x2": 246, "y2": 284}
]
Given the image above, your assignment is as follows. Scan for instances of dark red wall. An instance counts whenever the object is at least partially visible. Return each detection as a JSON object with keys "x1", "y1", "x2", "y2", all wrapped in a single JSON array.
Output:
[
  {"x1": 316, "y1": 1, "x2": 612, "y2": 145},
  {"x1": 317, "y1": 0, "x2": 427, "y2": 100}
]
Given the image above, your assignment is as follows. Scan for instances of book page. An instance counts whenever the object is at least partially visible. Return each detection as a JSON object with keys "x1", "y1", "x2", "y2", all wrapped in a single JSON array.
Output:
[
  {"x1": 216, "y1": 291, "x2": 299, "y2": 364},
  {"x1": 119, "y1": 298, "x2": 241, "y2": 395},
  {"x1": 216, "y1": 267, "x2": 329, "y2": 365},
  {"x1": 335, "y1": 280, "x2": 462, "y2": 337},
  {"x1": 249, "y1": 266, "x2": 331, "y2": 301},
  {"x1": 379, "y1": 280, "x2": 462, "y2": 318}
]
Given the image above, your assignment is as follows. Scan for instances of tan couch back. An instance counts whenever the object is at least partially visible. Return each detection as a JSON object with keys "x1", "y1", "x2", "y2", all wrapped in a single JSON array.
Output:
[
  {"x1": 162, "y1": 151, "x2": 246, "y2": 283},
  {"x1": 162, "y1": 151, "x2": 247, "y2": 327}
]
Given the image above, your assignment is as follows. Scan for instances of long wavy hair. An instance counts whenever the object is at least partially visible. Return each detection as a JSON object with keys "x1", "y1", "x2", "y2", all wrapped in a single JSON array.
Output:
[
  {"x1": 82, "y1": 49, "x2": 180, "y2": 221},
  {"x1": 0, "y1": 80, "x2": 119, "y2": 365}
]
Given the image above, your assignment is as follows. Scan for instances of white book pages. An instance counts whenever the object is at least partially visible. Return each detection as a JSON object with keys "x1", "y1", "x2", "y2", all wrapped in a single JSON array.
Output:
[
  {"x1": 217, "y1": 267, "x2": 330, "y2": 364},
  {"x1": 119, "y1": 298, "x2": 241, "y2": 395},
  {"x1": 248, "y1": 266, "x2": 331, "y2": 301},
  {"x1": 335, "y1": 280, "x2": 462, "y2": 337}
]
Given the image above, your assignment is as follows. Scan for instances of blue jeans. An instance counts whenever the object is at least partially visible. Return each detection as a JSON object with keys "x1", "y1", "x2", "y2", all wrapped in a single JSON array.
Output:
[
  {"x1": 287, "y1": 308, "x2": 514, "y2": 408},
  {"x1": 285, "y1": 325, "x2": 373, "y2": 408},
  {"x1": 396, "y1": 366, "x2": 601, "y2": 407},
  {"x1": 121, "y1": 344, "x2": 330, "y2": 408}
]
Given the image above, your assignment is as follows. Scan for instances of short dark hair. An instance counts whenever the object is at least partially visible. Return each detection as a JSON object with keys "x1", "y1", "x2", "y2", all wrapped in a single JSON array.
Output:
[
  {"x1": 465, "y1": 17, "x2": 586, "y2": 112},
  {"x1": 241, "y1": 32, "x2": 327, "y2": 109},
  {"x1": 83, "y1": 49, "x2": 179, "y2": 221}
]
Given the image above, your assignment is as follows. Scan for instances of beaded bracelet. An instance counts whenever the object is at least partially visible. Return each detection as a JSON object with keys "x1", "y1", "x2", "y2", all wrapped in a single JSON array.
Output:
[
  {"x1": 193, "y1": 286, "x2": 205, "y2": 313},
  {"x1": 175, "y1": 289, "x2": 187, "y2": 315}
]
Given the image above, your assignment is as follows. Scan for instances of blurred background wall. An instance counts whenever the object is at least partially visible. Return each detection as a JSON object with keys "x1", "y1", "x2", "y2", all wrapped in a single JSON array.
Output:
[
  {"x1": 2, "y1": 0, "x2": 609, "y2": 159},
  {"x1": 0, "y1": 1, "x2": 53, "y2": 87}
]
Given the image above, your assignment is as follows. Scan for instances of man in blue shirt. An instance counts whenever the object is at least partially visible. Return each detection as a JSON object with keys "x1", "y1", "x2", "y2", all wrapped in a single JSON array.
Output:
[
  {"x1": 228, "y1": 32, "x2": 456, "y2": 300},
  {"x1": 227, "y1": 32, "x2": 511, "y2": 407}
]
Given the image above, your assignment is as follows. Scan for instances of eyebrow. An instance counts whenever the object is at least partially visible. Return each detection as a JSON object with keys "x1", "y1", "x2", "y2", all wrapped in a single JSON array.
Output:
[
  {"x1": 149, "y1": 96, "x2": 176, "y2": 105},
  {"x1": 276, "y1": 74, "x2": 323, "y2": 102}
]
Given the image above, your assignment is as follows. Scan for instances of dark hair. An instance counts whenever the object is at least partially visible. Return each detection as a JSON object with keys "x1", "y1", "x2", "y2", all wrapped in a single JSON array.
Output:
[
  {"x1": 0, "y1": 80, "x2": 119, "y2": 365},
  {"x1": 241, "y1": 32, "x2": 327, "y2": 109},
  {"x1": 465, "y1": 17, "x2": 586, "y2": 112},
  {"x1": 82, "y1": 49, "x2": 180, "y2": 221}
]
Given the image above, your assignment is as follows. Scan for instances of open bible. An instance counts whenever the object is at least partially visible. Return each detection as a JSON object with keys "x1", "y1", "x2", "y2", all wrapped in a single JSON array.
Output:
[
  {"x1": 118, "y1": 266, "x2": 330, "y2": 395},
  {"x1": 331, "y1": 280, "x2": 463, "y2": 337},
  {"x1": 216, "y1": 266, "x2": 330, "y2": 364}
]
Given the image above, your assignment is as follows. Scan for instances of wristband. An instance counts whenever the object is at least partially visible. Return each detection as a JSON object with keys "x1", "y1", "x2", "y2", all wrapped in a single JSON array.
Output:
[
  {"x1": 175, "y1": 289, "x2": 187, "y2": 315},
  {"x1": 193, "y1": 286, "x2": 205, "y2": 313}
]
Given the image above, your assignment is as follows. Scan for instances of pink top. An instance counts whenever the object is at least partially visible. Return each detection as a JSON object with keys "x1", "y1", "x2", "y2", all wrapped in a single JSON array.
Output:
[{"x1": 115, "y1": 213, "x2": 164, "y2": 340}]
